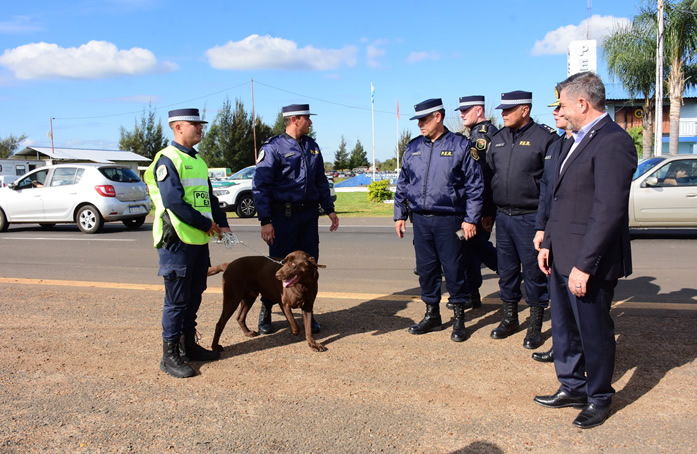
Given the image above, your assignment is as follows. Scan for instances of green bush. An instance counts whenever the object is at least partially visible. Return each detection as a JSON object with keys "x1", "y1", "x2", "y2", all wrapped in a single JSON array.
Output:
[{"x1": 367, "y1": 179, "x2": 393, "y2": 203}]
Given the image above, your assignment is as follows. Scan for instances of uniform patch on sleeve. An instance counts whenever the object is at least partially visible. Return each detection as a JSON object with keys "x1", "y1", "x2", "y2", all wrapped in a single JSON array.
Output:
[
  {"x1": 475, "y1": 138, "x2": 488, "y2": 151},
  {"x1": 156, "y1": 165, "x2": 168, "y2": 181},
  {"x1": 470, "y1": 149, "x2": 480, "y2": 161},
  {"x1": 257, "y1": 149, "x2": 266, "y2": 163}
]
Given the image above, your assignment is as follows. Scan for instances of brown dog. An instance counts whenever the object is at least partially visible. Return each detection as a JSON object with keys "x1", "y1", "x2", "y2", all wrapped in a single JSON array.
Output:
[{"x1": 208, "y1": 250, "x2": 327, "y2": 352}]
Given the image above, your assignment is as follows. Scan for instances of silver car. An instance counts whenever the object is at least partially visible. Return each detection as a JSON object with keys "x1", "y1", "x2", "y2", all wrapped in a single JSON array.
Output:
[
  {"x1": 0, "y1": 163, "x2": 151, "y2": 234},
  {"x1": 630, "y1": 155, "x2": 697, "y2": 228}
]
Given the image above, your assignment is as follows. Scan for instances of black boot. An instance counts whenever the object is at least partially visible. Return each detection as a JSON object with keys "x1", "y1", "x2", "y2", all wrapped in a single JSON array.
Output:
[
  {"x1": 180, "y1": 330, "x2": 220, "y2": 362},
  {"x1": 532, "y1": 347, "x2": 554, "y2": 363},
  {"x1": 523, "y1": 306, "x2": 545, "y2": 349},
  {"x1": 408, "y1": 303, "x2": 444, "y2": 335},
  {"x1": 490, "y1": 301, "x2": 519, "y2": 339},
  {"x1": 450, "y1": 303, "x2": 467, "y2": 342},
  {"x1": 258, "y1": 301, "x2": 276, "y2": 334},
  {"x1": 160, "y1": 340, "x2": 195, "y2": 378}
]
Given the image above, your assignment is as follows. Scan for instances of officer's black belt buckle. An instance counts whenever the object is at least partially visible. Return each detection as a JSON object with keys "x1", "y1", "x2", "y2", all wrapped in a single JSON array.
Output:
[
  {"x1": 284, "y1": 202, "x2": 292, "y2": 217},
  {"x1": 272, "y1": 201, "x2": 316, "y2": 217}
]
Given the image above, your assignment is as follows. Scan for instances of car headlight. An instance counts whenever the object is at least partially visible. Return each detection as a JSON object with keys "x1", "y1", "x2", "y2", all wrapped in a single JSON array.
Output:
[{"x1": 214, "y1": 189, "x2": 229, "y2": 196}]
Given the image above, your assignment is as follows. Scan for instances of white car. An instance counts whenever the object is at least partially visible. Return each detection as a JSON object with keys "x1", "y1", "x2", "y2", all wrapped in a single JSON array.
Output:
[
  {"x1": 0, "y1": 163, "x2": 151, "y2": 234},
  {"x1": 629, "y1": 155, "x2": 697, "y2": 228}
]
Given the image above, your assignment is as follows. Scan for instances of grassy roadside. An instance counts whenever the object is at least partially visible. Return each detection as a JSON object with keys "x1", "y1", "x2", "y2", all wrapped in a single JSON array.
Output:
[{"x1": 224, "y1": 191, "x2": 394, "y2": 219}]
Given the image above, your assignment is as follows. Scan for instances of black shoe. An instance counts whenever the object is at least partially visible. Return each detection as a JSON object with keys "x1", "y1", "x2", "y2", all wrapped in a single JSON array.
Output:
[
  {"x1": 573, "y1": 403, "x2": 612, "y2": 429},
  {"x1": 160, "y1": 340, "x2": 195, "y2": 379},
  {"x1": 258, "y1": 302, "x2": 276, "y2": 335},
  {"x1": 310, "y1": 316, "x2": 321, "y2": 334},
  {"x1": 532, "y1": 348, "x2": 554, "y2": 363},
  {"x1": 523, "y1": 306, "x2": 545, "y2": 349},
  {"x1": 450, "y1": 303, "x2": 467, "y2": 342},
  {"x1": 180, "y1": 330, "x2": 220, "y2": 362},
  {"x1": 534, "y1": 389, "x2": 587, "y2": 409},
  {"x1": 408, "y1": 304, "x2": 444, "y2": 335},
  {"x1": 490, "y1": 301, "x2": 519, "y2": 339}
]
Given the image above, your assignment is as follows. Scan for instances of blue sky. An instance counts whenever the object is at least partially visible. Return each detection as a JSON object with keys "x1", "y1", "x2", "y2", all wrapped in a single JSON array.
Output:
[{"x1": 1, "y1": 0, "x2": 643, "y2": 166}]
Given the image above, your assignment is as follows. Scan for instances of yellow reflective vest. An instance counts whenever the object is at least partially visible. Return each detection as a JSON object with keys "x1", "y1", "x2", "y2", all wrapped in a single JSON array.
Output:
[{"x1": 145, "y1": 146, "x2": 212, "y2": 246}]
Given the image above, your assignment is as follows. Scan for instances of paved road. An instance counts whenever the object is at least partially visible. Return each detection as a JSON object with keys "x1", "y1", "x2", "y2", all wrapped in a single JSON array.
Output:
[{"x1": 1, "y1": 217, "x2": 696, "y2": 307}]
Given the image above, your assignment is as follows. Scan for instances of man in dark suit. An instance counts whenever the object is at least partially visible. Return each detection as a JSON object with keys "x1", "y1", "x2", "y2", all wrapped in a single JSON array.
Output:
[{"x1": 534, "y1": 72, "x2": 637, "y2": 429}]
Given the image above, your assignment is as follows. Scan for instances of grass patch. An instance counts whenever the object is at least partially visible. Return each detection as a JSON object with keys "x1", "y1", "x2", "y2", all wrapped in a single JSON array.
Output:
[{"x1": 334, "y1": 191, "x2": 394, "y2": 217}]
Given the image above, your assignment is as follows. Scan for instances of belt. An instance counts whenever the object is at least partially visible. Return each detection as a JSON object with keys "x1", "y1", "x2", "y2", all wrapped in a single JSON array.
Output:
[
  {"x1": 271, "y1": 201, "x2": 317, "y2": 216},
  {"x1": 496, "y1": 207, "x2": 537, "y2": 216},
  {"x1": 413, "y1": 211, "x2": 461, "y2": 217}
]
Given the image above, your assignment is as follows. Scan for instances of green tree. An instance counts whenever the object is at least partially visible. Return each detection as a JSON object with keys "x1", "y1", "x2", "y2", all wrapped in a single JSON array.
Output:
[
  {"x1": 394, "y1": 129, "x2": 412, "y2": 168},
  {"x1": 602, "y1": 18, "x2": 658, "y2": 159},
  {"x1": 379, "y1": 157, "x2": 397, "y2": 170},
  {"x1": 334, "y1": 136, "x2": 349, "y2": 170},
  {"x1": 348, "y1": 139, "x2": 369, "y2": 170},
  {"x1": 639, "y1": 0, "x2": 697, "y2": 155},
  {"x1": 0, "y1": 134, "x2": 27, "y2": 159},
  {"x1": 198, "y1": 97, "x2": 259, "y2": 171},
  {"x1": 118, "y1": 103, "x2": 168, "y2": 159}
]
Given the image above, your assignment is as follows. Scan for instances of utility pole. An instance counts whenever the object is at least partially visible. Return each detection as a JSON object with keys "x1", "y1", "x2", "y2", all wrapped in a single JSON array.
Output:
[{"x1": 654, "y1": 0, "x2": 665, "y2": 156}]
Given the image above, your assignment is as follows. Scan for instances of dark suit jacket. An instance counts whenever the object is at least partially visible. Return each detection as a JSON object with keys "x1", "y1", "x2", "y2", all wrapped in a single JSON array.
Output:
[
  {"x1": 541, "y1": 115, "x2": 637, "y2": 280},
  {"x1": 535, "y1": 135, "x2": 573, "y2": 231}
]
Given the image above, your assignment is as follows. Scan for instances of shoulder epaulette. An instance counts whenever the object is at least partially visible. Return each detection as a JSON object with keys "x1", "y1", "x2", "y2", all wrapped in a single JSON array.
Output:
[
  {"x1": 262, "y1": 135, "x2": 280, "y2": 145},
  {"x1": 538, "y1": 123, "x2": 557, "y2": 134},
  {"x1": 408, "y1": 136, "x2": 421, "y2": 144}
]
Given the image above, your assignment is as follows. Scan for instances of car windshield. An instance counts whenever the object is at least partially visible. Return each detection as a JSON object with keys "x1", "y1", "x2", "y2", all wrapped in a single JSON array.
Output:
[
  {"x1": 633, "y1": 157, "x2": 665, "y2": 181},
  {"x1": 99, "y1": 167, "x2": 141, "y2": 183},
  {"x1": 228, "y1": 167, "x2": 255, "y2": 180}
]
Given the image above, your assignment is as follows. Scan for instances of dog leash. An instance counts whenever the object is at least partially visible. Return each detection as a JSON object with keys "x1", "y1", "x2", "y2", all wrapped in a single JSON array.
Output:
[{"x1": 213, "y1": 232, "x2": 284, "y2": 265}]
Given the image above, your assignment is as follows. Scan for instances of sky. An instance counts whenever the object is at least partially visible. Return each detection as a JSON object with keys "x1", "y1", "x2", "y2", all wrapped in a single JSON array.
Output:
[{"x1": 1, "y1": 0, "x2": 645, "y2": 167}]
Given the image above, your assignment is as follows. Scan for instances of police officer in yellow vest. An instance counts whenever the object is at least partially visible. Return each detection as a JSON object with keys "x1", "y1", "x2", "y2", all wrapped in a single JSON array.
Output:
[{"x1": 145, "y1": 108, "x2": 231, "y2": 379}]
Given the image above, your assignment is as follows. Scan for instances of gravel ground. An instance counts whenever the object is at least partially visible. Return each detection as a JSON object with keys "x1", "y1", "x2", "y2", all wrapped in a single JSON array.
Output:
[{"x1": 1, "y1": 283, "x2": 696, "y2": 453}]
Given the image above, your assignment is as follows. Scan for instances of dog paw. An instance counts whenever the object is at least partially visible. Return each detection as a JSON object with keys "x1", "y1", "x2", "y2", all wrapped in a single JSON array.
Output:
[
  {"x1": 309, "y1": 343, "x2": 327, "y2": 352},
  {"x1": 212, "y1": 344, "x2": 224, "y2": 352},
  {"x1": 247, "y1": 331, "x2": 259, "y2": 338}
]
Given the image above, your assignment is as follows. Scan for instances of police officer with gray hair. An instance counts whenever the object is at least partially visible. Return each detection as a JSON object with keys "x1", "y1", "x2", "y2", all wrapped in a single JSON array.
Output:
[
  {"x1": 394, "y1": 98, "x2": 484, "y2": 342},
  {"x1": 487, "y1": 91, "x2": 560, "y2": 350}
]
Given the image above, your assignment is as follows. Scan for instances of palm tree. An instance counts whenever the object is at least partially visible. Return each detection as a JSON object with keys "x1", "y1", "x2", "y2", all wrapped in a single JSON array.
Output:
[
  {"x1": 602, "y1": 19, "x2": 659, "y2": 159},
  {"x1": 639, "y1": 0, "x2": 697, "y2": 155}
]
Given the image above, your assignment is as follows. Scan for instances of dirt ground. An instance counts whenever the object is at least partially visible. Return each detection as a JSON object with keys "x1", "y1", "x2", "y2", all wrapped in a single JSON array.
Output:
[{"x1": 1, "y1": 281, "x2": 696, "y2": 453}]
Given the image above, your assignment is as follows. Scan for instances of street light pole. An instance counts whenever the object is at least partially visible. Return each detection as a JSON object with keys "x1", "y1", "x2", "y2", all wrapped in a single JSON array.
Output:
[{"x1": 654, "y1": 0, "x2": 665, "y2": 156}]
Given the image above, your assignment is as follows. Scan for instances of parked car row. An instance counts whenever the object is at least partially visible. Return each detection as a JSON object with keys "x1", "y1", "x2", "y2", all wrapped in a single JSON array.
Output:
[{"x1": 0, "y1": 163, "x2": 151, "y2": 233}]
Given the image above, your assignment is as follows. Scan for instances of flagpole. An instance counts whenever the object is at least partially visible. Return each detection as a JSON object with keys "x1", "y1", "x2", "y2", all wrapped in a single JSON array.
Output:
[
  {"x1": 396, "y1": 98, "x2": 400, "y2": 171},
  {"x1": 251, "y1": 78, "x2": 258, "y2": 162},
  {"x1": 371, "y1": 82, "x2": 375, "y2": 182}
]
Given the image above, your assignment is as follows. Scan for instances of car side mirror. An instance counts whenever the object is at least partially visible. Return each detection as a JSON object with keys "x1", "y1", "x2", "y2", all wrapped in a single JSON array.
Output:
[
  {"x1": 644, "y1": 176, "x2": 659, "y2": 187},
  {"x1": 7, "y1": 183, "x2": 17, "y2": 190}
]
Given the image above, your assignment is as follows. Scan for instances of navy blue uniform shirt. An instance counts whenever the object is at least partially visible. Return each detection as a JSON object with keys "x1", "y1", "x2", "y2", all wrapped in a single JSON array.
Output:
[
  {"x1": 252, "y1": 133, "x2": 334, "y2": 223},
  {"x1": 394, "y1": 128, "x2": 484, "y2": 224},
  {"x1": 487, "y1": 120, "x2": 560, "y2": 214},
  {"x1": 468, "y1": 120, "x2": 498, "y2": 218}
]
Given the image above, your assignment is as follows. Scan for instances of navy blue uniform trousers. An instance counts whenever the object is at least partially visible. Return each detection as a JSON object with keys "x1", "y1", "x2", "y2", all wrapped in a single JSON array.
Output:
[
  {"x1": 158, "y1": 243, "x2": 210, "y2": 341},
  {"x1": 495, "y1": 211, "x2": 548, "y2": 307},
  {"x1": 463, "y1": 227, "x2": 497, "y2": 290},
  {"x1": 550, "y1": 264, "x2": 617, "y2": 406},
  {"x1": 413, "y1": 213, "x2": 469, "y2": 305}
]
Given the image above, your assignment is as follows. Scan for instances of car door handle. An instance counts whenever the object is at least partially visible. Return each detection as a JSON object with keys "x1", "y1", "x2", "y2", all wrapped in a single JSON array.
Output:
[{"x1": 686, "y1": 193, "x2": 697, "y2": 198}]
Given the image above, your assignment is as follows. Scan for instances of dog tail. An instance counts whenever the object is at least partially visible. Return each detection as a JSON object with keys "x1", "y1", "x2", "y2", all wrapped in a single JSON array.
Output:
[{"x1": 207, "y1": 262, "x2": 230, "y2": 276}]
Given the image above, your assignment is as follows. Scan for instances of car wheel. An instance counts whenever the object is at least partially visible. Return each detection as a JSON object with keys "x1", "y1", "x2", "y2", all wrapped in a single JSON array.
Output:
[
  {"x1": 235, "y1": 193, "x2": 256, "y2": 218},
  {"x1": 39, "y1": 223, "x2": 56, "y2": 230},
  {"x1": 0, "y1": 208, "x2": 8, "y2": 232},
  {"x1": 122, "y1": 216, "x2": 146, "y2": 229},
  {"x1": 76, "y1": 205, "x2": 104, "y2": 234}
]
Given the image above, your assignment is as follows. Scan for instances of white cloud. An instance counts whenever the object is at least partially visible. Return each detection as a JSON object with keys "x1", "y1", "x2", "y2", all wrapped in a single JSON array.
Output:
[
  {"x1": 206, "y1": 34, "x2": 357, "y2": 71},
  {"x1": 0, "y1": 16, "x2": 42, "y2": 34},
  {"x1": 0, "y1": 40, "x2": 177, "y2": 80},
  {"x1": 367, "y1": 39, "x2": 388, "y2": 68},
  {"x1": 406, "y1": 51, "x2": 440, "y2": 64},
  {"x1": 532, "y1": 15, "x2": 631, "y2": 56}
]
